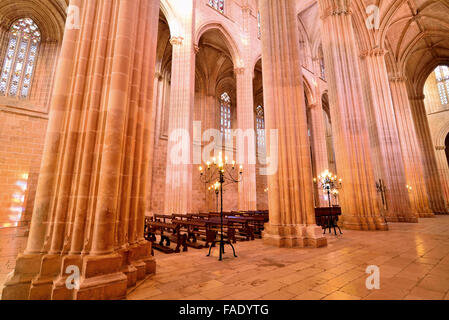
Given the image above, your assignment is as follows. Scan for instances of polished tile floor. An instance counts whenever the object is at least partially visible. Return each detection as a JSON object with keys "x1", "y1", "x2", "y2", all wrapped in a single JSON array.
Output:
[{"x1": 1, "y1": 217, "x2": 449, "y2": 300}]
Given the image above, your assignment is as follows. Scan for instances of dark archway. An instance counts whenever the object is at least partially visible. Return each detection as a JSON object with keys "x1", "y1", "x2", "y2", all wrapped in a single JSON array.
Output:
[{"x1": 444, "y1": 133, "x2": 449, "y2": 166}]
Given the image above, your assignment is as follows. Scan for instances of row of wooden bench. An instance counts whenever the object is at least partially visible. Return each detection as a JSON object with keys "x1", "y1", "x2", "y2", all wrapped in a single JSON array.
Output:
[{"x1": 144, "y1": 211, "x2": 269, "y2": 254}]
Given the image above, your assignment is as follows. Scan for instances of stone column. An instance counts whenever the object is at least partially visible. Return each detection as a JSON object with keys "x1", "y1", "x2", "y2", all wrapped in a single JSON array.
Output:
[
  {"x1": 409, "y1": 95, "x2": 448, "y2": 214},
  {"x1": 317, "y1": 0, "x2": 387, "y2": 230},
  {"x1": 435, "y1": 145, "x2": 449, "y2": 205},
  {"x1": 389, "y1": 77, "x2": 433, "y2": 218},
  {"x1": 235, "y1": 7, "x2": 257, "y2": 211},
  {"x1": 259, "y1": 0, "x2": 326, "y2": 248},
  {"x1": 164, "y1": 2, "x2": 196, "y2": 215},
  {"x1": 146, "y1": 72, "x2": 164, "y2": 213},
  {"x1": 2, "y1": 0, "x2": 159, "y2": 300},
  {"x1": 361, "y1": 50, "x2": 416, "y2": 222},
  {"x1": 235, "y1": 67, "x2": 257, "y2": 211},
  {"x1": 310, "y1": 58, "x2": 330, "y2": 207}
]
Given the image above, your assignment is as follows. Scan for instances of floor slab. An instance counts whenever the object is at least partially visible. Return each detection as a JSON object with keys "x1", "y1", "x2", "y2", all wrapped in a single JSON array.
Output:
[{"x1": 1, "y1": 216, "x2": 449, "y2": 300}]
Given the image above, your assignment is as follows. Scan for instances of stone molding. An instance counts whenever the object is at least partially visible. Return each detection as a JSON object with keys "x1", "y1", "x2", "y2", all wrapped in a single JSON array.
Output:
[{"x1": 170, "y1": 36, "x2": 184, "y2": 46}]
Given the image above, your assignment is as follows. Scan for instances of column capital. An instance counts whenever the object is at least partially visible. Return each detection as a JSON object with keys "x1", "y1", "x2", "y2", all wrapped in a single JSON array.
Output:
[
  {"x1": 234, "y1": 67, "x2": 245, "y2": 75},
  {"x1": 360, "y1": 47, "x2": 387, "y2": 58},
  {"x1": 242, "y1": 5, "x2": 252, "y2": 14},
  {"x1": 193, "y1": 44, "x2": 200, "y2": 55},
  {"x1": 170, "y1": 36, "x2": 184, "y2": 46},
  {"x1": 436, "y1": 146, "x2": 446, "y2": 151},
  {"x1": 318, "y1": 0, "x2": 352, "y2": 19},
  {"x1": 154, "y1": 72, "x2": 163, "y2": 80},
  {"x1": 389, "y1": 73, "x2": 407, "y2": 82}
]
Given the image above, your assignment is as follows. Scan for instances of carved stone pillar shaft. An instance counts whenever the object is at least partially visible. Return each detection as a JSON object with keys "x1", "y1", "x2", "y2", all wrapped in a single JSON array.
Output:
[
  {"x1": 259, "y1": 0, "x2": 326, "y2": 248},
  {"x1": 318, "y1": 0, "x2": 387, "y2": 230},
  {"x1": 409, "y1": 96, "x2": 448, "y2": 214},
  {"x1": 2, "y1": 0, "x2": 159, "y2": 300},
  {"x1": 389, "y1": 78, "x2": 433, "y2": 217},
  {"x1": 309, "y1": 59, "x2": 330, "y2": 207},
  {"x1": 164, "y1": 4, "x2": 196, "y2": 215},
  {"x1": 361, "y1": 52, "x2": 416, "y2": 222},
  {"x1": 235, "y1": 68, "x2": 257, "y2": 211}
]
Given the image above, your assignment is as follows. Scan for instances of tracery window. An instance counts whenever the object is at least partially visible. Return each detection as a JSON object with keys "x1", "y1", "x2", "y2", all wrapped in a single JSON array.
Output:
[
  {"x1": 435, "y1": 65, "x2": 449, "y2": 105},
  {"x1": 256, "y1": 105, "x2": 265, "y2": 148},
  {"x1": 320, "y1": 57, "x2": 326, "y2": 80},
  {"x1": 220, "y1": 92, "x2": 232, "y2": 142},
  {"x1": 0, "y1": 18, "x2": 41, "y2": 98},
  {"x1": 209, "y1": 0, "x2": 225, "y2": 14}
]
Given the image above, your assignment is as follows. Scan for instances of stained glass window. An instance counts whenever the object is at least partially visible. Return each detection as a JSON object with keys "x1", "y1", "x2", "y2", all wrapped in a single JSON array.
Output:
[
  {"x1": 435, "y1": 66, "x2": 449, "y2": 105},
  {"x1": 0, "y1": 18, "x2": 41, "y2": 98},
  {"x1": 256, "y1": 105, "x2": 265, "y2": 148},
  {"x1": 220, "y1": 92, "x2": 231, "y2": 142},
  {"x1": 209, "y1": 0, "x2": 225, "y2": 13}
]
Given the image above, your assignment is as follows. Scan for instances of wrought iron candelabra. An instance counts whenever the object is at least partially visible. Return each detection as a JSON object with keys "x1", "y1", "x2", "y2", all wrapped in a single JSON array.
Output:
[
  {"x1": 199, "y1": 152, "x2": 243, "y2": 261},
  {"x1": 313, "y1": 170, "x2": 342, "y2": 208}
]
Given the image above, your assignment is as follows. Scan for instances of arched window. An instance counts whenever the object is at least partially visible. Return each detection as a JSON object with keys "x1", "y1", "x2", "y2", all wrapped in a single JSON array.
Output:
[
  {"x1": 209, "y1": 0, "x2": 225, "y2": 13},
  {"x1": 256, "y1": 105, "x2": 265, "y2": 148},
  {"x1": 0, "y1": 18, "x2": 41, "y2": 98},
  {"x1": 320, "y1": 58, "x2": 326, "y2": 80},
  {"x1": 220, "y1": 92, "x2": 231, "y2": 142},
  {"x1": 435, "y1": 65, "x2": 449, "y2": 105},
  {"x1": 318, "y1": 45, "x2": 326, "y2": 80}
]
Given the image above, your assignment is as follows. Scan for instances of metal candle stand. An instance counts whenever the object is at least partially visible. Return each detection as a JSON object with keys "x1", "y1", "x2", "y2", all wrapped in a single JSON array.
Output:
[
  {"x1": 199, "y1": 153, "x2": 243, "y2": 261},
  {"x1": 314, "y1": 170, "x2": 343, "y2": 235}
]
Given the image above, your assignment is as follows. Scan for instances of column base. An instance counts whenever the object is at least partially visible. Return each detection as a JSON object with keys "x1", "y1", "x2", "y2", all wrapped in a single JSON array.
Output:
[
  {"x1": 418, "y1": 212, "x2": 435, "y2": 218},
  {"x1": 385, "y1": 215, "x2": 419, "y2": 223},
  {"x1": 1, "y1": 253, "x2": 42, "y2": 300},
  {"x1": 342, "y1": 215, "x2": 389, "y2": 231},
  {"x1": 263, "y1": 224, "x2": 327, "y2": 248},
  {"x1": 75, "y1": 253, "x2": 128, "y2": 300},
  {"x1": 2, "y1": 241, "x2": 156, "y2": 300}
]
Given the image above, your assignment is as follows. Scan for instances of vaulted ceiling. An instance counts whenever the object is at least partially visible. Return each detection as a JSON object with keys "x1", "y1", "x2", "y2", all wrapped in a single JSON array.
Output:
[
  {"x1": 296, "y1": 0, "x2": 449, "y2": 93},
  {"x1": 196, "y1": 29, "x2": 236, "y2": 97},
  {"x1": 376, "y1": 0, "x2": 449, "y2": 91}
]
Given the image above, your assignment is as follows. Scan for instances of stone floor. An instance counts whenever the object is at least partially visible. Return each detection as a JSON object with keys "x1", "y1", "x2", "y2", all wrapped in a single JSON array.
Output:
[{"x1": 1, "y1": 217, "x2": 449, "y2": 300}]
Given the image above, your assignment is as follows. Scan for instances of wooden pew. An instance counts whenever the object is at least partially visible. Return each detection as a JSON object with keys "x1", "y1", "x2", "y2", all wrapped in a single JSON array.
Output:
[
  {"x1": 145, "y1": 220, "x2": 188, "y2": 253},
  {"x1": 153, "y1": 214, "x2": 173, "y2": 223},
  {"x1": 206, "y1": 217, "x2": 255, "y2": 241},
  {"x1": 226, "y1": 215, "x2": 264, "y2": 239},
  {"x1": 172, "y1": 220, "x2": 217, "y2": 249}
]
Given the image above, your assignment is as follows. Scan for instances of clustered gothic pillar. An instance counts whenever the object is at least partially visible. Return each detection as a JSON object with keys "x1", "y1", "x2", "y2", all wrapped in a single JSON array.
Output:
[
  {"x1": 318, "y1": 0, "x2": 387, "y2": 230},
  {"x1": 434, "y1": 145, "x2": 449, "y2": 204},
  {"x1": 259, "y1": 0, "x2": 326, "y2": 248},
  {"x1": 389, "y1": 77, "x2": 433, "y2": 218},
  {"x1": 235, "y1": 5, "x2": 257, "y2": 212},
  {"x1": 361, "y1": 50, "x2": 416, "y2": 222},
  {"x1": 2, "y1": 0, "x2": 159, "y2": 300},
  {"x1": 310, "y1": 58, "x2": 330, "y2": 207},
  {"x1": 309, "y1": 99, "x2": 330, "y2": 208},
  {"x1": 164, "y1": 1, "x2": 196, "y2": 215},
  {"x1": 409, "y1": 95, "x2": 448, "y2": 214}
]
